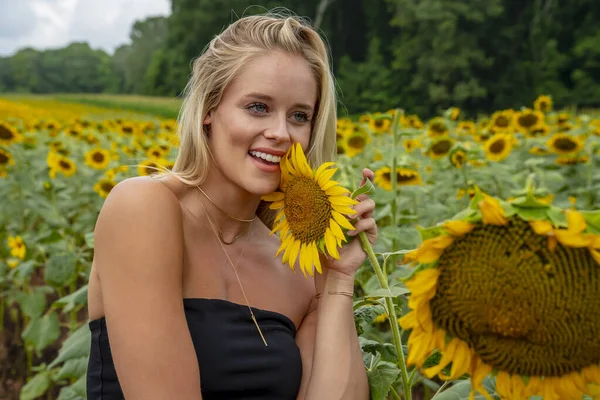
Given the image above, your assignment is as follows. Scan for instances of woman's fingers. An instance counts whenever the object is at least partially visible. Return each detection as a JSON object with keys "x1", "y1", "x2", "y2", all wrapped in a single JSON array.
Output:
[
  {"x1": 347, "y1": 217, "x2": 376, "y2": 237},
  {"x1": 351, "y1": 197, "x2": 375, "y2": 219}
]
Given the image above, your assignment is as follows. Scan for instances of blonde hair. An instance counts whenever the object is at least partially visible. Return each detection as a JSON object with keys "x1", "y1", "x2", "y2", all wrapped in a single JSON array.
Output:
[{"x1": 168, "y1": 11, "x2": 337, "y2": 227}]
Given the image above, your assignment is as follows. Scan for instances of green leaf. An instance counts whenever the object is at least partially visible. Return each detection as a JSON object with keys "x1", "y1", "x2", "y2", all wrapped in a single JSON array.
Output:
[
  {"x1": 19, "y1": 370, "x2": 51, "y2": 400},
  {"x1": 45, "y1": 252, "x2": 77, "y2": 287},
  {"x1": 57, "y1": 374, "x2": 87, "y2": 400},
  {"x1": 359, "y1": 337, "x2": 401, "y2": 363},
  {"x1": 417, "y1": 225, "x2": 446, "y2": 241},
  {"x1": 84, "y1": 232, "x2": 95, "y2": 249},
  {"x1": 367, "y1": 361, "x2": 401, "y2": 400},
  {"x1": 367, "y1": 284, "x2": 410, "y2": 298},
  {"x1": 354, "y1": 303, "x2": 386, "y2": 325},
  {"x1": 351, "y1": 178, "x2": 376, "y2": 199},
  {"x1": 546, "y1": 206, "x2": 567, "y2": 228},
  {"x1": 49, "y1": 323, "x2": 91, "y2": 368},
  {"x1": 513, "y1": 206, "x2": 549, "y2": 221},
  {"x1": 55, "y1": 357, "x2": 88, "y2": 381},
  {"x1": 14, "y1": 291, "x2": 47, "y2": 320},
  {"x1": 432, "y1": 377, "x2": 497, "y2": 400},
  {"x1": 52, "y1": 285, "x2": 88, "y2": 313},
  {"x1": 8, "y1": 260, "x2": 36, "y2": 282},
  {"x1": 581, "y1": 210, "x2": 600, "y2": 234},
  {"x1": 22, "y1": 313, "x2": 61, "y2": 354}
]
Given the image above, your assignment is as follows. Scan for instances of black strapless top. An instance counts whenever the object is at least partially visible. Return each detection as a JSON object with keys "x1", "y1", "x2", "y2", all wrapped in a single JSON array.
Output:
[{"x1": 86, "y1": 298, "x2": 302, "y2": 399}]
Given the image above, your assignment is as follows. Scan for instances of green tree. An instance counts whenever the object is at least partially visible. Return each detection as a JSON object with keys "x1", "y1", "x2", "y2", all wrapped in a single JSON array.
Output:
[{"x1": 125, "y1": 16, "x2": 169, "y2": 94}]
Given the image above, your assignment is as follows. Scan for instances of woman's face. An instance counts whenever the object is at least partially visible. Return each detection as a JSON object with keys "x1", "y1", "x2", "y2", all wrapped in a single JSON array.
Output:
[{"x1": 204, "y1": 51, "x2": 317, "y2": 195}]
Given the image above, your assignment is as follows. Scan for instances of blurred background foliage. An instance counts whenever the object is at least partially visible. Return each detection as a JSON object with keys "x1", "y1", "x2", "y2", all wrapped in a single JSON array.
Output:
[{"x1": 0, "y1": 0, "x2": 599, "y2": 117}]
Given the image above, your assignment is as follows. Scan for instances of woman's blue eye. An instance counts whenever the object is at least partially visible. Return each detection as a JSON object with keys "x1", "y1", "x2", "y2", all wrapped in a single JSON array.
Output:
[
  {"x1": 248, "y1": 103, "x2": 267, "y2": 113},
  {"x1": 293, "y1": 112, "x2": 310, "y2": 123}
]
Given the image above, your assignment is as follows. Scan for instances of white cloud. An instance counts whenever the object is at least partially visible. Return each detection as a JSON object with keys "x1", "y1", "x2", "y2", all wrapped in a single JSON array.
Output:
[{"x1": 0, "y1": 0, "x2": 169, "y2": 56}]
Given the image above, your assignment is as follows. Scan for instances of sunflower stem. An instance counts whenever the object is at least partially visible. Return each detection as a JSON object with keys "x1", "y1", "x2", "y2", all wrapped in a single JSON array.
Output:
[
  {"x1": 358, "y1": 231, "x2": 412, "y2": 400},
  {"x1": 389, "y1": 109, "x2": 402, "y2": 276}
]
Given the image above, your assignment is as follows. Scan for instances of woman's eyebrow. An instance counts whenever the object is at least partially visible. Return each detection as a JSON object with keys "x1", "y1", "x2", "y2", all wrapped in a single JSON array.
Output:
[{"x1": 241, "y1": 92, "x2": 314, "y2": 112}]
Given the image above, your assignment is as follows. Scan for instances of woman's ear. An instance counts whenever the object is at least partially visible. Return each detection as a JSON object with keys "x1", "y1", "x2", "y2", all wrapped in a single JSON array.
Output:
[{"x1": 203, "y1": 112, "x2": 212, "y2": 125}]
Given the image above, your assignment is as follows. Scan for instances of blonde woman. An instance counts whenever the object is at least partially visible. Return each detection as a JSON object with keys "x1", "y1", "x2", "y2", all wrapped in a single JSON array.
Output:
[{"x1": 86, "y1": 12, "x2": 377, "y2": 400}]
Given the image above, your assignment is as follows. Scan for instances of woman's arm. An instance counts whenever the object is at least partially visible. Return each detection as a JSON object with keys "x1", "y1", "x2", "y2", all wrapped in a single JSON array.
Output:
[
  {"x1": 298, "y1": 269, "x2": 369, "y2": 400},
  {"x1": 94, "y1": 177, "x2": 202, "y2": 399},
  {"x1": 297, "y1": 169, "x2": 377, "y2": 400}
]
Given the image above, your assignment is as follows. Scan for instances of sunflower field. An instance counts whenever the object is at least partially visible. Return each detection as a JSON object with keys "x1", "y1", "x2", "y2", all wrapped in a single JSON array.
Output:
[{"x1": 1, "y1": 94, "x2": 599, "y2": 399}]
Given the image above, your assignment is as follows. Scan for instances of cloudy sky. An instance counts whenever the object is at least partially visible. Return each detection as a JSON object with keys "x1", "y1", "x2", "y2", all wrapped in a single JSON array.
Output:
[{"x1": 0, "y1": 0, "x2": 170, "y2": 56}]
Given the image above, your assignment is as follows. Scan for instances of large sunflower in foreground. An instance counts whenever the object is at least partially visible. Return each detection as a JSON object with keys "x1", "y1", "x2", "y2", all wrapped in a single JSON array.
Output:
[
  {"x1": 400, "y1": 187, "x2": 600, "y2": 400},
  {"x1": 262, "y1": 143, "x2": 357, "y2": 277}
]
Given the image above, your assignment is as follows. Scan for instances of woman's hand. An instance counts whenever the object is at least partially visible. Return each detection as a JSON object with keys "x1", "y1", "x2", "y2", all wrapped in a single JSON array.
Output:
[{"x1": 323, "y1": 168, "x2": 378, "y2": 278}]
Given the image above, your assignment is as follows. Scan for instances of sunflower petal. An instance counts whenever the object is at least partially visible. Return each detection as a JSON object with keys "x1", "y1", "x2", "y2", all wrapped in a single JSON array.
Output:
[
  {"x1": 329, "y1": 219, "x2": 346, "y2": 242},
  {"x1": 317, "y1": 167, "x2": 338, "y2": 187},
  {"x1": 331, "y1": 210, "x2": 355, "y2": 230},
  {"x1": 325, "y1": 185, "x2": 350, "y2": 196},
  {"x1": 566, "y1": 210, "x2": 586, "y2": 233},
  {"x1": 315, "y1": 162, "x2": 336, "y2": 178},
  {"x1": 329, "y1": 196, "x2": 357, "y2": 207},
  {"x1": 324, "y1": 228, "x2": 340, "y2": 259},
  {"x1": 261, "y1": 191, "x2": 285, "y2": 202}
]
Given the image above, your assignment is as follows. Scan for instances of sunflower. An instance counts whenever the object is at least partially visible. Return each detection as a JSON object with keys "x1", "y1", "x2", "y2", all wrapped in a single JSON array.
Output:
[
  {"x1": 261, "y1": 143, "x2": 357, "y2": 276},
  {"x1": 0, "y1": 122, "x2": 23, "y2": 146},
  {"x1": 529, "y1": 146, "x2": 550, "y2": 155},
  {"x1": 426, "y1": 117, "x2": 449, "y2": 137},
  {"x1": 374, "y1": 166, "x2": 422, "y2": 190},
  {"x1": 514, "y1": 108, "x2": 544, "y2": 133},
  {"x1": 0, "y1": 148, "x2": 15, "y2": 168},
  {"x1": 137, "y1": 159, "x2": 168, "y2": 176},
  {"x1": 489, "y1": 110, "x2": 513, "y2": 133},
  {"x1": 94, "y1": 178, "x2": 117, "y2": 199},
  {"x1": 403, "y1": 138, "x2": 421, "y2": 153},
  {"x1": 547, "y1": 133, "x2": 584, "y2": 155},
  {"x1": 368, "y1": 114, "x2": 391, "y2": 134},
  {"x1": 402, "y1": 115, "x2": 424, "y2": 130},
  {"x1": 556, "y1": 154, "x2": 589, "y2": 165},
  {"x1": 400, "y1": 189, "x2": 600, "y2": 400},
  {"x1": 52, "y1": 155, "x2": 77, "y2": 178},
  {"x1": 146, "y1": 145, "x2": 166, "y2": 160},
  {"x1": 449, "y1": 148, "x2": 467, "y2": 168},
  {"x1": 64, "y1": 124, "x2": 82, "y2": 139},
  {"x1": 527, "y1": 123, "x2": 551, "y2": 137},
  {"x1": 85, "y1": 148, "x2": 111, "y2": 170},
  {"x1": 160, "y1": 119, "x2": 177, "y2": 133},
  {"x1": 484, "y1": 133, "x2": 512, "y2": 161},
  {"x1": 427, "y1": 137, "x2": 454, "y2": 159},
  {"x1": 456, "y1": 121, "x2": 476, "y2": 136},
  {"x1": 7, "y1": 235, "x2": 26, "y2": 259},
  {"x1": 344, "y1": 126, "x2": 371, "y2": 158},
  {"x1": 533, "y1": 95, "x2": 552, "y2": 113},
  {"x1": 119, "y1": 122, "x2": 140, "y2": 137}
]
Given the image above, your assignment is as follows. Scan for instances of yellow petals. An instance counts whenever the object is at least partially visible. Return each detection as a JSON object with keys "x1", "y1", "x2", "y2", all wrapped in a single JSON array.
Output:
[
  {"x1": 7, "y1": 235, "x2": 26, "y2": 259},
  {"x1": 478, "y1": 194, "x2": 508, "y2": 225},
  {"x1": 530, "y1": 219, "x2": 553, "y2": 235},
  {"x1": 566, "y1": 210, "x2": 586, "y2": 233},
  {"x1": 443, "y1": 220, "x2": 475, "y2": 236},
  {"x1": 405, "y1": 236, "x2": 453, "y2": 264},
  {"x1": 261, "y1": 192, "x2": 285, "y2": 202},
  {"x1": 405, "y1": 268, "x2": 441, "y2": 296}
]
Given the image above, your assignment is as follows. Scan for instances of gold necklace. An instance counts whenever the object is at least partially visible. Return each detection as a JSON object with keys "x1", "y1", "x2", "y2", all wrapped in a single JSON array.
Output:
[
  {"x1": 196, "y1": 186, "x2": 256, "y2": 223},
  {"x1": 198, "y1": 200, "x2": 268, "y2": 347}
]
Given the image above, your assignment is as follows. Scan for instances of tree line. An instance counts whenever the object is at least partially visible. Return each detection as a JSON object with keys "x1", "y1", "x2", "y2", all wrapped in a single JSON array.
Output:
[{"x1": 1, "y1": 0, "x2": 598, "y2": 117}]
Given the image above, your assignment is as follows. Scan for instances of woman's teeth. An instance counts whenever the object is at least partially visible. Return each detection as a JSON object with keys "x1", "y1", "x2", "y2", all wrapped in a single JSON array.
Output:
[{"x1": 249, "y1": 151, "x2": 281, "y2": 164}]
